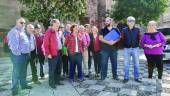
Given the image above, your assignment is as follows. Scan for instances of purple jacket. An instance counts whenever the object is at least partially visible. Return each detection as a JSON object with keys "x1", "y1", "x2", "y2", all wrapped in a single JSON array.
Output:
[{"x1": 140, "y1": 32, "x2": 166, "y2": 55}]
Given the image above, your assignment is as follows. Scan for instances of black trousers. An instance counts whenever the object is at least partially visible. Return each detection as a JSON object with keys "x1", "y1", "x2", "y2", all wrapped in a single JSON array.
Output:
[
  {"x1": 37, "y1": 54, "x2": 45, "y2": 77},
  {"x1": 88, "y1": 50, "x2": 92, "y2": 72},
  {"x1": 48, "y1": 55, "x2": 60, "y2": 86},
  {"x1": 28, "y1": 50, "x2": 38, "y2": 82},
  {"x1": 145, "y1": 54, "x2": 163, "y2": 79},
  {"x1": 62, "y1": 55, "x2": 69, "y2": 75},
  {"x1": 93, "y1": 52, "x2": 101, "y2": 74}
]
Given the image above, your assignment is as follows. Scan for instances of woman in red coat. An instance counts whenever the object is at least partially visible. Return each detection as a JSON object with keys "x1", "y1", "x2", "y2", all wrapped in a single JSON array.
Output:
[{"x1": 65, "y1": 24, "x2": 85, "y2": 82}]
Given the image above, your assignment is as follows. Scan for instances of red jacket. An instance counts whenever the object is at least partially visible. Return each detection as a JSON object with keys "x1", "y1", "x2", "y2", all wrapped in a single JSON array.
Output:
[
  {"x1": 43, "y1": 28, "x2": 59, "y2": 56},
  {"x1": 65, "y1": 33, "x2": 85, "y2": 55}
]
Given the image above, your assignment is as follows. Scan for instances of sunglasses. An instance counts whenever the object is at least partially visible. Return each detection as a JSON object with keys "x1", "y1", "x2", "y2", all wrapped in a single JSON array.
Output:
[{"x1": 20, "y1": 22, "x2": 26, "y2": 24}]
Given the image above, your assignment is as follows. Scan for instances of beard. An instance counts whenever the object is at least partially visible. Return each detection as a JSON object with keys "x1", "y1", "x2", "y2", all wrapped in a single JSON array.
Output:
[{"x1": 106, "y1": 23, "x2": 111, "y2": 27}]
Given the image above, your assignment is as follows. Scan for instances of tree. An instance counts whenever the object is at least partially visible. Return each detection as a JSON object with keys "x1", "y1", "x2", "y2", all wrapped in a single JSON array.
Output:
[
  {"x1": 109, "y1": 0, "x2": 168, "y2": 25},
  {"x1": 18, "y1": 0, "x2": 86, "y2": 28}
]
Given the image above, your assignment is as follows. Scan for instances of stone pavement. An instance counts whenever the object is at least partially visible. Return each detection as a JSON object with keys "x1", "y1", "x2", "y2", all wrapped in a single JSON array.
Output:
[{"x1": 0, "y1": 50, "x2": 170, "y2": 96}]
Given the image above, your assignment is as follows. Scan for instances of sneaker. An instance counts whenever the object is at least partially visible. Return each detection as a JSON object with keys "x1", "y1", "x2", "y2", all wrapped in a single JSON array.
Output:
[
  {"x1": 134, "y1": 79, "x2": 142, "y2": 83},
  {"x1": 21, "y1": 85, "x2": 32, "y2": 89},
  {"x1": 123, "y1": 79, "x2": 129, "y2": 83},
  {"x1": 12, "y1": 91, "x2": 18, "y2": 96}
]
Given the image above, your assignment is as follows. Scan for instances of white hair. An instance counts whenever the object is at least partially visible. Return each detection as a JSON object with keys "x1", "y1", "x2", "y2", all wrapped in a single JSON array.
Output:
[{"x1": 127, "y1": 16, "x2": 135, "y2": 21}]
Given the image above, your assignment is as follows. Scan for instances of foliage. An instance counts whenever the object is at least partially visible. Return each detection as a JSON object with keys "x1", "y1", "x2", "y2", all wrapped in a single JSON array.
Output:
[
  {"x1": 18, "y1": 0, "x2": 86, "y2": 28},
  {"x1": 109, "y1": 0, "x2": 168, "y2": 25}
]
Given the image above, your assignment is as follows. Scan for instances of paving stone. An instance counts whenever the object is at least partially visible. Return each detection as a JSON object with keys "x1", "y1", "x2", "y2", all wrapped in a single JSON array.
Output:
[
  {"x1": 106, "y1": 82, "x2": 123, "y2": 88},
  {"x1": 1, "y1": 50, "x2": 170, "y2": 96},
  {"x1": 123, "y1": 84, "x2": 139, "y2": 90},
  {"x1": 139, "y1": 85, "x2": 156, "y2": 93},
  {"x1": 81, "y1": 89, "x2": 100, "y2": 96},
  {"x1": 162, "y1": 88, "x2": 170, "y2": 93},
  {"x1": 76, "y1": 83, "x2": 90, "y2": 88},
  {"x1": 88, "y1": 85, "x2": 105, "y2": 91},
  {"x1": 118, "y1": 89, "x2": 137, "y2": 96},
  {"x1": 161, "y1": 93, "x2": 170, "y2": 96},
  {"x1": 97, "y1": 91, "x2": 117, "y2": 96},
  {"x1": 162, "y1": 83, "x2": 170, "y2": 89},
  {"x1": 82, "y1": 80, "x2": 97, "y2": 85},
  {"x1": 137, "y1": 91, "x2": 153, "y2": 96}
]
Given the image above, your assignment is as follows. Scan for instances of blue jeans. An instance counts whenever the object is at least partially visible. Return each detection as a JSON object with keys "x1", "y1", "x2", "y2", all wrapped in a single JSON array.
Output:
[
  {"x1": 100, "y1": 49, "x2": 118, "y2": 80},
  {"x1": 124, "y1": 48, "x2": 140, "y2": 79},
  {"x1": 10, "y1": 53, "x2": 29, "y2": 91},
  {"x1": 69, "y1": 53, "x2": 83, "y2": 80}
]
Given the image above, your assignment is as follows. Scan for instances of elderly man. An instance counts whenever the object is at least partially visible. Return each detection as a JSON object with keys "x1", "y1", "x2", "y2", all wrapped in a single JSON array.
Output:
[
  {"x1": 26, "y1": 24, "x2": 41, "y2": 84},
  {"x1": 43, "y1": 19, "x2": 64, "y2": 89},
  {"x1": 99, "y1": 17, "x2": 120, "y2": 80},
  {"x1": 7, "y1": 17, "x2": 32, "y2": 96},
  {"x1": 122, "y1": 16, "x2": 141, "y2": 83}
]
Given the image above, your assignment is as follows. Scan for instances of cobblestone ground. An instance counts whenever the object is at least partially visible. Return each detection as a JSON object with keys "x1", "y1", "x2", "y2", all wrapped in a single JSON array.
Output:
[{"x1": 0, "y1": 50, "x2": 170, "y2": 96}]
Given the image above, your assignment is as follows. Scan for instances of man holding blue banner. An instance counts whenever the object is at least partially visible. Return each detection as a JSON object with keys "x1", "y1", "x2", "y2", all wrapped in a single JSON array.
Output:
[{"x1": 99, "y1": 17, "x2": 120, "y2": 80}]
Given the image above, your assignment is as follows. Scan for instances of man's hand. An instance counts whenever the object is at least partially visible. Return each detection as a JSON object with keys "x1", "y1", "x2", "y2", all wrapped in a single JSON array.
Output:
[
  {"x1": 108, "y1": 40, "x2": 118, "y2": 45},
  {"x1": 48, "y1": 54, "x2": 52, "y2": 59}
]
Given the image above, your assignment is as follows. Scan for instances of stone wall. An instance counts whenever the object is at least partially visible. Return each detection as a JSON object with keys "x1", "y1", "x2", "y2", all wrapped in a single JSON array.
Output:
[{"x1": 0, "y1": 0, "x2": 21, "y2": 57}]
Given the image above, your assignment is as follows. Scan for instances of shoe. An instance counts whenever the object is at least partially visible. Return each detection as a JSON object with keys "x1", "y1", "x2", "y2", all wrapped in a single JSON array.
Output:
[
  {"x1": 96, "y1": 74, "x2": 100, "y2": 77},
  {"x1": 12, "y1": 91, "x2": 18, "y2": 96},
  {"x1": 123, "y1": 79, "x2": 129, "y2": 83},
  {"x1": 60, "y1": 76, "x2": 65, "y2": 81},
  {"x1": 56, "y1": 82, "x2": 64, "y2": 85},
  {"x1": 134, "y1": 79, "x2": 142, "y2": 83},
  {"x1": 95, "y1": 74, "x2": 98, "y2": 77},
  {"x1": 85, "y1": 75, "x2": 89, "y2": 78},
  {"x1": 22, "y1": 85, "x2": 32, "y2": 89},
  {"x1": 34, "y1": 81, "x2": 41, "y2": 84},
  {"x1": 69, "y1": 79, "x2": 74, "y2": 83},
  {"x1": 77, "y1": 78, "x2": 84, "y2": 82},
  {"x1": 40, "y1": 72, "x2": 45, "y2": 78},
  {"x1": 49, "y1": 85, "x2": 56, "y2": 89},
  {"x1": 113, "y1": 77, "x2": 119, "y2": 81}
]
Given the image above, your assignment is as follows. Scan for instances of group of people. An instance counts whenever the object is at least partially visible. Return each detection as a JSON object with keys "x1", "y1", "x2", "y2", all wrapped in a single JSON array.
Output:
[{"x1": 7, "y1": 16, "x2": 166, "y2": 95}]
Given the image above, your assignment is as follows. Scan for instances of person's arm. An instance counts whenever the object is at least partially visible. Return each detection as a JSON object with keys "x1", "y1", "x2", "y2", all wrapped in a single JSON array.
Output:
[
  {"x1": 153, "y1": 32, "x2": 166, "y2": 47},
  {"x1": 43, "y1": 30, "x2": 52, "y2": 58},
  {"x1": 7, "y1": 29, "x2": 21, "y2": 55},
  {"x1": 99, "y1": 34, "x2": 118, "y2": 45}
]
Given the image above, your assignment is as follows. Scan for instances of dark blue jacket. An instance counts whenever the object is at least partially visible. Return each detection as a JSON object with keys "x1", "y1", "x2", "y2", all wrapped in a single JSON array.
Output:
[{"x1": 122, "y1": 27, "x2": 140, "y2": 48}]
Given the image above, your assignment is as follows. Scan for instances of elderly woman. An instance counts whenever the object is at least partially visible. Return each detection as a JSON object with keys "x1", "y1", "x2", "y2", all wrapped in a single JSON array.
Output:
[
  {"x1": 140, "y1": 21, "x2": 166, "y2": 79},
  {"x1": 65, "y1": 24, "x2": 85, "y2": 82}
]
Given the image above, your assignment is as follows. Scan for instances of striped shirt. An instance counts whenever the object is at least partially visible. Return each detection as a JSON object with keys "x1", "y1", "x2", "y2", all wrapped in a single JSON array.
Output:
[{"x1": 7, "y1": 26, "x2": 31, "y2": 55}]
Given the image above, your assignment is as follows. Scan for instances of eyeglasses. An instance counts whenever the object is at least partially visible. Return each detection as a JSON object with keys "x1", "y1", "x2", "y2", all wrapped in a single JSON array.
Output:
[
  {"x1": 128, "y1": 20, "x2": 135, "y2": 22},
  {"x1": 20, "y1": 22, "x2": 25, "y2": 24}
]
